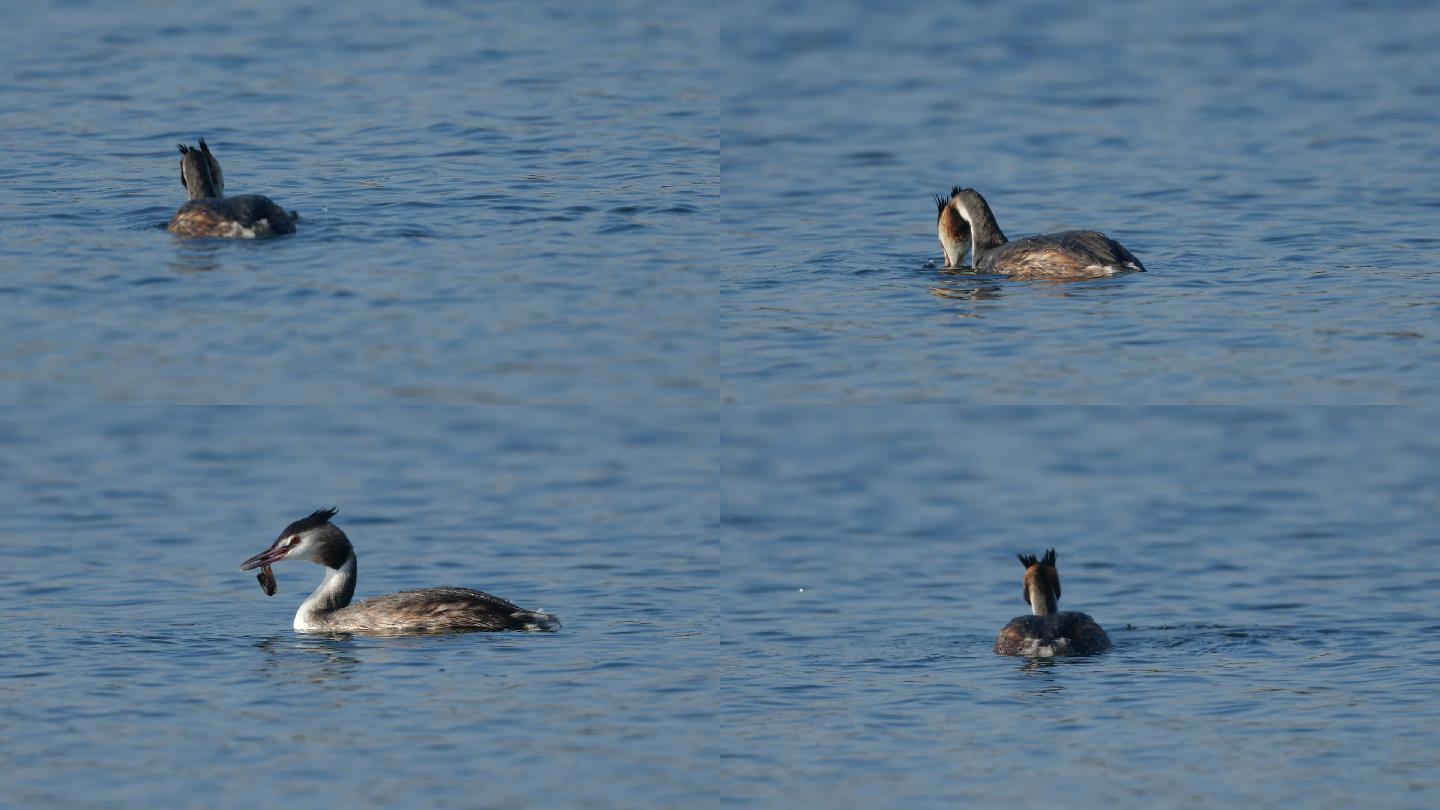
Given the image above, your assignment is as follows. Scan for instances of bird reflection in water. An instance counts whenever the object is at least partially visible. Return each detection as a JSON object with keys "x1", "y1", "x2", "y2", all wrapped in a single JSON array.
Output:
[{"x1": 254, "y1": 634, "x2": 363, "y2": 685}]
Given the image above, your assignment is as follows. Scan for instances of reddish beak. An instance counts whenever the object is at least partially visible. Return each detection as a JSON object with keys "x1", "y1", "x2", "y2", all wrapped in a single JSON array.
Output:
[{"x1": 240, "y1": 543, "x2": 290, "y2": 571}]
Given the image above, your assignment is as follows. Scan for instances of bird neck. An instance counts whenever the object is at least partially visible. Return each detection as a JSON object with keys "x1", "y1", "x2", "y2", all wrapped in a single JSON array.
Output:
[
  {"x1": 938, "y1": 202, "x2": 971, "y2": 268},
  {"x1": 181, "y1": 153, "x2": 223, "y2": 200},
  {"x1": 295, "y1": 551, "x2": 357, "y2": 629},
  {"x1": 956, "y1": 196, "x2": 1008, "y2": 262},
  {"x1": 1027, "y1": 579, "x2": 1059, "y2": 616}
]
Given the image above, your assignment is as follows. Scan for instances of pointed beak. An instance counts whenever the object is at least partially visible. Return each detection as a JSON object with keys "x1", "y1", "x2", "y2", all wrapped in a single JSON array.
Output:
[{"x1": 240, "y1": 542, "x2": 290, "y2": 571}]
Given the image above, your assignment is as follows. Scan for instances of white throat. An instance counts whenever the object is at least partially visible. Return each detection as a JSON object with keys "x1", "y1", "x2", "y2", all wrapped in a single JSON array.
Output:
[
  {"x1": 953, "y1": 200, "x2": 973, "y2": 226},
  {"x1": 951, "y1": 202, "x2": 976, "y2": 264},
  {"x1": 294, "y1": 552, "x2": 357, "y2": 631},
  {"x1": 1027, "y1": 580, "x2": 1057, "y2": 617}
]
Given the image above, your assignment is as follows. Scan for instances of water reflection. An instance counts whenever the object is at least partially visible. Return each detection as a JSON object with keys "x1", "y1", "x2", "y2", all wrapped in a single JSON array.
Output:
[
  {"x1": 253, "y1": 633, "x2": 362, "y2": 684},
  {"x1": 926, "y1": 261, "x2": 1145, "y2": 307},
  {"x1": 928, "y1": 283, "x2": 1004, "y2": 302},
  {"x1": 1013, "y1": 656, "x2": 1062, "y2": 676},
  {"x1": 925, "y1": 261, "x2": 1005, "y2": 304},
  {"x1": 169, "y1": 240, "x2": 225, "y2": 274}
]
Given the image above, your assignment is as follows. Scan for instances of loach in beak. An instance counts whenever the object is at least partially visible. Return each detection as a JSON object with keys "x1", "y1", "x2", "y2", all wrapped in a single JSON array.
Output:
[
  {"x1": 240, "y1": 541, "x2": 290, "y2": 571},
  {"x1": 256, "y1": 564, "x2": 277, "y2": 596}
]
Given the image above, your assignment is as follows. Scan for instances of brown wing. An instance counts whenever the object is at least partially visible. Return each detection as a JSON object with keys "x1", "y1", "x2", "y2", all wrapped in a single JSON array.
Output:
[
  {"x1": 983, "y1": 231, "x2": 1142, "y2": 278},
  {"x1": 994, "y1": 615, "x2": 1046, "y2": 655},
  {"x1": 995, "y1": 613, "x2": 1111, "y2": 655},
  {"x1": 336, "y1": 588, "x2": 550, "y2": 631},
  {"x1": 1058, "y1": 612, "x2": 1112, "y2": 654},
  {"x1": 168, "y1": 197, "x2": 296, "y2": 237},
  {"x1": 168, "y1": 203, "x2": 224, "y2": 236}
]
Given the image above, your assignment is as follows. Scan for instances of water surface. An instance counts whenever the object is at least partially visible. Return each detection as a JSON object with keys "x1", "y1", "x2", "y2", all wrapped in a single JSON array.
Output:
[
  {"x1": 0, "y1": 1, "x2": 715, "y2": 404},
  {"x1": 0, "y1": 407, "x2": 716, "y2": 808},
  {"x1": 721, "y1": 0, "x2": 1440, "y2": 403},
  {"x1": 721, "y1": 407, "x2": 1440, "y2": 807}
]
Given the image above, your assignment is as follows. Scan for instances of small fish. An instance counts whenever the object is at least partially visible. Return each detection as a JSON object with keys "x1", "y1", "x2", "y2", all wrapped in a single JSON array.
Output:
[{"x1": 257, "y1": 564, "x2": 277, "y2": 596}]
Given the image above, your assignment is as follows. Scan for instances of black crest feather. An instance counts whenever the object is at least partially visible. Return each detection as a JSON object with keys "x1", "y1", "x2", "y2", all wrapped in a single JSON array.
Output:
[
  {"x1": 277, "y1": 507, "x2": 339, "y2": 541},
  {"x1": 1017, "y1": 549, "x2": 1058, "y2": 568},
  {"x1": 936, "y1": 186, "x2": 966, "y2": 219}
]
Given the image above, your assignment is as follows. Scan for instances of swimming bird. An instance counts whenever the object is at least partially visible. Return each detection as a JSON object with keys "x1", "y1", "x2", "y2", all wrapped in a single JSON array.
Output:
[
  {"x1": 938, "y1": 187, "x2": 1144, "y2": 279},
  {"x1": 168, "y1": 138, "x2": 297, "y2": 238},
  {"x1": 240, "y1": 508, "x2": 559, "y2": 633},
  {"x1": 994, "y1": 549, "x2": 1111, "y2": 656}
]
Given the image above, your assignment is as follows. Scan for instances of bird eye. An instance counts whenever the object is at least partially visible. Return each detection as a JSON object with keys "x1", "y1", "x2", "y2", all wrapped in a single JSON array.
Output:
[{"x1": 289, "y1": 536, "x2": 301, "y2": 547}]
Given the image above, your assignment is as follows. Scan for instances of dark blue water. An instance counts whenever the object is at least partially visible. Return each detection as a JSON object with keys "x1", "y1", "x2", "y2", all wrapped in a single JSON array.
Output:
[
  {"x1": 721, "y1": 0, "x2": 1440, "y2": 403},
  {"x1": 0, "y1": 0, "x2": 715, "y2": 404},
  {"x1": 0, "y1": 407, "x2": 716, "y2": 808},
  {"x1": 721, "y1": 407, "x2": 1440, "y2": 807},
  {"x1": 4, "y1": 0, "x2": 1440, "y2": 807}
]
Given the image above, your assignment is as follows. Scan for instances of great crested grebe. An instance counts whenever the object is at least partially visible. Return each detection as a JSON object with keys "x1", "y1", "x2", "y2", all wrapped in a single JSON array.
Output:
[
  {"x1": 935, "y1": 189, "x2": 973, "y2": 269},
  {"x1": 168, "y1": 138, "x2": 297, "y2": 238},
  {"x1": 994, "y1": 549, "x2": 1111, "y2": 656},
  {"x1": 240, "y1": 508, "x2": 559, "y2": 633},
  {"x1": 938, "y1": 187, "x2": 1145, "y2": 279}
]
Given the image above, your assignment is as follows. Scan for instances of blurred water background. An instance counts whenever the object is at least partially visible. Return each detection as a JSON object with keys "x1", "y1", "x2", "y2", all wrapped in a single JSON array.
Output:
[
  {"x1": 0, "y1": 0, "x2": 715, "y2": 403},
  {"x1": 721, "y1": 406, "x2": 1440, "y2": 807},
  {"x1": 0, "y1": 406, "x2": 716, "y2": 808},
  {"x1": 721, "y1": 0, "x2": 1440, "y2": 403}
]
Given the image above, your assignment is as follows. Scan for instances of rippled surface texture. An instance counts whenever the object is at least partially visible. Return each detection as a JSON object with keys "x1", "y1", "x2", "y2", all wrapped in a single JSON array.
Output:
[
  {"x1": 5, "y1": 0, "x2": 1440, "y2": 808},
  {"x1": 722, "y1": 408, "x2": 1440, "y2": 808},
  {"x1": 722, "y1": 0, "x2": 1440, "y2": 403},
  {"x1": 0, "y1": 408, "x2": 716, "y2": 807},
  {"x1": 0, "y1": 1, "x2": 714, "y2": 403}
]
